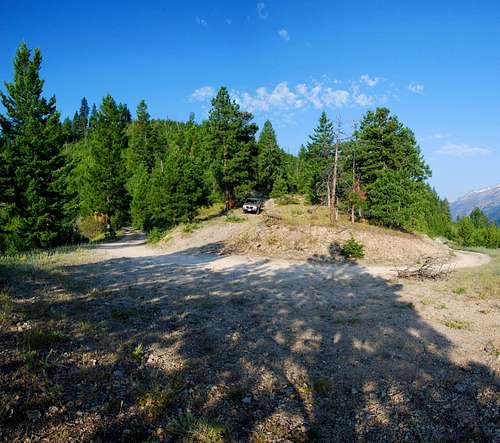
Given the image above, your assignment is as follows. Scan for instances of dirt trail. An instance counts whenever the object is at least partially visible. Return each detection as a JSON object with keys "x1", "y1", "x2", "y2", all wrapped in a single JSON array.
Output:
[
  {"x1": 15, "y1": 226, "x2": 493, "y2": 441},
  {"x1": 95, "y1": 229, "x2": 490, "y2": 279}
]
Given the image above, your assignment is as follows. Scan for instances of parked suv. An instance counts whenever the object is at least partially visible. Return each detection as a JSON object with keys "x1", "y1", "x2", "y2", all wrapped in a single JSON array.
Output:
[{"x1": 242, "y1": 197, "x2": 263, "y2": 214}]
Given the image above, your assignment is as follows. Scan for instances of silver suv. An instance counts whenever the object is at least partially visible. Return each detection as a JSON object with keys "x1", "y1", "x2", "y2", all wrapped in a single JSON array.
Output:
[{"x1": 242, "y1": 198, "x2": 263, "y2": 214}]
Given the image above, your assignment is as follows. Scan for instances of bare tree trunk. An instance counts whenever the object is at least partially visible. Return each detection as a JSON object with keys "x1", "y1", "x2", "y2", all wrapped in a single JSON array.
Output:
[
  {"x1": 327, "y1": 177, "x2": 331, "y2": 208},
  {"x1": 351, "y1": 121, "x2": 357, "y2": 223},
  {"x1": 351, "y1": 141, "x2": 356, "y2": 223},
  {"x1": 331, "y1": 137, "x2": 339, "y2": 223}
]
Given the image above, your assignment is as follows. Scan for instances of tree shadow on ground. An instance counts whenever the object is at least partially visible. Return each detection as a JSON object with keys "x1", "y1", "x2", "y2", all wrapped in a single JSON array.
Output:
[{"x1": 0, "y1": 244, "x2": 498, "y2": 442}]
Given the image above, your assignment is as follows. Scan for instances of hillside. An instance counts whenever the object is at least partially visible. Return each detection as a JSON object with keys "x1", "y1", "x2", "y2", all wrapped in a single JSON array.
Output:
[
  {"x1": 159, "y1": 199, "x2": 452, "y2": 267},
  {"x1": 451, "y1": 184, "x2": 500, "y2": 223}
]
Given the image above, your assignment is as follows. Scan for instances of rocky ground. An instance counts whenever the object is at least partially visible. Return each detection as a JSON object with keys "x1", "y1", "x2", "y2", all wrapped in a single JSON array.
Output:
[{"x1": 0, "y1": 224, "x2": 498, "y2": 442}]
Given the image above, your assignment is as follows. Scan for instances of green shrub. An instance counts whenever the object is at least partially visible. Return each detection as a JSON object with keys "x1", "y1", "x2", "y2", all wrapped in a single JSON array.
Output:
[
  {"x1": 132, "y1": 343, "x2": 144, "y2": 362},
  {"x1": 138, "y1": 383, "x2": 175, "y2": 419},
  {"x1": 225, "y1": 215, "x2": 245, "y2": 223},
  {"x1": 147, "y1": 227, "x2": 165, "y2": 244},
  {"x1": 276, "y1": 195, "x2": 299, "y2": 205},
  {"x1": 77, "y1": 216, "x2": 106, "y2": 241},
  {"x1": 341, "y1": 238, "x2": 365, "y2": 259},
  {"x1": 181, "y1": 222, "x2": 200, "y2": 234}
]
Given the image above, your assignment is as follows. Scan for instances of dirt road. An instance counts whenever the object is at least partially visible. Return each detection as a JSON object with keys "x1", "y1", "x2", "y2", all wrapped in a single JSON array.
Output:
[
  {"x1": 76, "y1": 229, "x2": 497, "y2": 441},
  {"x1": 95, "y1": 230, "x2": 490, "y2": 280},
  {"x1": 2, "y1": 228, "x2": 497, "y2": 441}
]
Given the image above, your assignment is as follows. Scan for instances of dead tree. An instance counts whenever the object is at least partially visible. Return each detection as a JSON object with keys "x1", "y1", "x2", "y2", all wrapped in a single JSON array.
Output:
[{"x1": 330, "y1": 117, "x2": 343, "y2": 224}]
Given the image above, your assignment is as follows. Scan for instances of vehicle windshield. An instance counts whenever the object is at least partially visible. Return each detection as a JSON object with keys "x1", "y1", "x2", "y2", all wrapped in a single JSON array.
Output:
[{"x1": 245, "y1": 199, "x2": 259, "y2": 204}]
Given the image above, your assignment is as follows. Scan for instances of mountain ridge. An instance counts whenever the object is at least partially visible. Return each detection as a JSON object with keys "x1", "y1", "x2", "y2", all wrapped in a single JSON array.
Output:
[{"x1": 450, "y1": 184, "x2": 500, "y2": 223}]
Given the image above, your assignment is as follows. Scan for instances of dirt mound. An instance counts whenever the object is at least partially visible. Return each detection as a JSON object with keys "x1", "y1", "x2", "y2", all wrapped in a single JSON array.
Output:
[
  {"x1": 159, "y1": 212, "x2": 258, "y2": 254},
  {"x1": 223, "y1": 212, "x2": 451, "y2": 266}
]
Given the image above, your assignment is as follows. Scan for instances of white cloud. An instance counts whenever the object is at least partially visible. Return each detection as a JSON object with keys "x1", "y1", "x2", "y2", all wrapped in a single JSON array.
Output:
[
  {"x1": 189, "y1": 75, "x2": 397, "y2": 116},
  {"x1": 436, "y1": 143, "x2": 492, "y2": 157},
  {"x1": 195, "y1": 16, "x2": 207, "y2": 27},
  {"x1": 233, "y1": 82, "x2": 305, "y2": 112},
  {"x1": 190, "y1": 86, "x2": 215, "y2": 101},
  {"x1": 322, "y1": 88, "x2": 349, "y2": 107},
  {"x1": 232, "y1": 81, "x2": 354, "y2": 112},
  {"x1": 408, "y1": 82, "x2": 424, "y2": 94},
  {"x1": 296, "y1": 83, "x2": 323, "y2": 108},
  {"x1": 360, "y1": 74, "x2": 380, "y2": 87},
  {"x1": 278, "y1": 29, "x2": 290, "y2": 41},
  {"x1": 256, "y1": 2, "x2": 268, "y2": 19},
  {"x1": 350, "y1": 83, "x2": 373, "y2": 106},
  {"x1": 353, "y1": 93, "x2": 373, "y2": 106}
]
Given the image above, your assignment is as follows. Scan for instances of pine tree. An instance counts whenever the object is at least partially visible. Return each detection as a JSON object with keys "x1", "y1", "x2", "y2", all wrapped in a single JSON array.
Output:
[
  {"x1": 89, "y1": 104, "x2": 98, "y2": 127},
  {"x1": 469, "y1": 207, "x2": 489, "y2": 229},
  {"x1": 456, "y1": 216, "x2": 475, "y2": 246},
  {"x1": 365, "y1": 170, "x2": 423, "y2": 229},
  {"x1": 355, "y1": 108, "x2": 433, "y2": 230},
  {"x1": 78, "y1": 97, "x2": 89, "y2": 138},
  {"x1": 61, "y1": 117, "x2": 75, "y2": 143},
  {"x1": 127, "y1": 162, "x2": 150, "y2": 229},
  {"x1": 304, "y1": 111, "x2": 334, "y2": 204},
  {"x1": 208, "y1": 87, "x2": 258, "y2": 209},
  {"x1": 82, "y1": 95, "x2": 130, "y2": 229},
  {"x1": 72, "y1": 111, "x2": 80, "y2": 138},
  {"x1": 355, "y1": 108, "x2": 430, "y2": 185},
  {"x1": 147, "y1": 146, "x2": 204, "y2": 227},
  {"x1": 257, "y1": 120, "x2": 283, "y2": 194},
  {"x1": 0, "y1": 43, "x2": 66, "y2": 251},
  {"x1": 270, "y1": 174, "x2": 288, "y2": 198},
  {"x1": 126, "y1": 100, "x2": 154, "y2": 171}
]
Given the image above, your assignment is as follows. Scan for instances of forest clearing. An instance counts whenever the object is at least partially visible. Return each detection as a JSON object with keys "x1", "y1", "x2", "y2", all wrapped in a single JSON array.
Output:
[
  {"x1": 0, "y1": 203, "x2": 498, "y2": 441},
  {"x1": 2, "y1": 3, "x2": 500, "y2": 441}
]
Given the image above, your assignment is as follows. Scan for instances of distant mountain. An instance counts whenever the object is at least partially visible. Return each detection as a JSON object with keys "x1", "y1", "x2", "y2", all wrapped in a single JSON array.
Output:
[{"x1": 450, "y1": 184, "x2": 500, "y2": 223}]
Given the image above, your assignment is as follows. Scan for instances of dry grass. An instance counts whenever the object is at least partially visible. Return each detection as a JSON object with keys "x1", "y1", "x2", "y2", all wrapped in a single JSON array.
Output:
[
  {"x1": 167, "y1": 413, "x2": 226, "y2": 442},
  {"x1": 196, "y1": 202, "x2": 226, "y2": 221},
  {"x1": 442, "y1": 318, "x2": 472, "y2": 330},
  {"x1": 0, "y1": 290, "x2": 12, "y2": 324},
  {"x1": 223, "y1": 199, "x2": 450, "y2": 266},
  {"x1": 446, "y1": 248, "x2": 499, "y2": 300}
]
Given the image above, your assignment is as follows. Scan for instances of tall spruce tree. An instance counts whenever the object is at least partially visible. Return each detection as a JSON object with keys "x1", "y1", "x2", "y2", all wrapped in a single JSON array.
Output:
[
  {"x1": 469, "y1": 207, "x2": 489, "y2": 229},
  {"x1": 355, "y1": 108, "x2": 433, "y2": 230},
  {"x1": 78, "y1": 97, "x2": 90, "y2": 138},
  {"x1": 304, "y1": 111, "x2": 334, "y2": 204},
  {"x1": 208, "y1": 87, "x2": 258, "y2": 209},
  {"x1": 127, "y1": 100, "x2": 154, "y2": 171},
  {"x1": 146, "y1": 145, "x2": 205, "y2": 227},
  {"x1": 89, "y1": 104, "x2": 98, "y2": 127},
  {"x1": 257, "y1": 120, "x2": 284, "y2": 194},
  {"x1": 355, "y1": 108, "x2": 429, "y2": 185},
  {"x1": 82, "y1": 95, "x2": 130, "y2": 229},
  {"x1": 0, "y1": 43, "x2": 65, "y2": 252}
]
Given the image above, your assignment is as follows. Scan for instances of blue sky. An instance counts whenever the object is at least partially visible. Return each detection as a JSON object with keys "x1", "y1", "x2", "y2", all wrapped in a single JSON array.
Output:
[{"x1": 1, "y1": 0, "x2": 499, "y2": 200}]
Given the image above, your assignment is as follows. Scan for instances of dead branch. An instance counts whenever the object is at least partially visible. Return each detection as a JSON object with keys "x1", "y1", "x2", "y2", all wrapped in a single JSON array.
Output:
[{"x1": 395, "y1": 256, "x2": 453, "y2": 280}]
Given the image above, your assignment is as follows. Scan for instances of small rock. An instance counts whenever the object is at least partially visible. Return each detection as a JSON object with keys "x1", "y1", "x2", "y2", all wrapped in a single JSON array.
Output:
[
  {"x1": 242, "y1": 396, "x2": 252, "y2": 405},
  {"x1": 113, "y1": 368, "x2": 125, "y2": 377},
  {"x1": 351, "y1": 388, "x2": 358, "y2": 395},
  {"x1": 454, "y1": 381, "x2": 468, "y2": 394}
]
